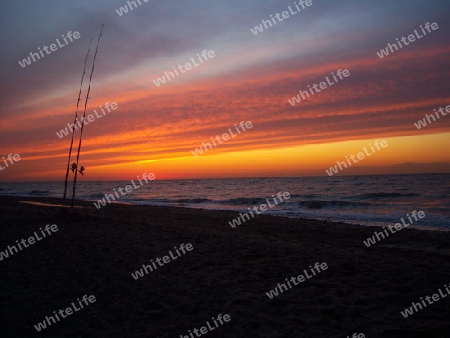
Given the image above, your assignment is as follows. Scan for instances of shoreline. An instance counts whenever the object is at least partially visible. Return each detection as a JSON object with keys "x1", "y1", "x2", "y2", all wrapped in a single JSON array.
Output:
[{"x1": 10, "y1": 194, "x2": 449, "y2": 233}]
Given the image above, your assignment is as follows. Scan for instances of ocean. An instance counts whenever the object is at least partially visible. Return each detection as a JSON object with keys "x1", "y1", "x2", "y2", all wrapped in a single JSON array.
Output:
[{"x1": 1, "y1": 174, "x2": 449, "y2": 230}]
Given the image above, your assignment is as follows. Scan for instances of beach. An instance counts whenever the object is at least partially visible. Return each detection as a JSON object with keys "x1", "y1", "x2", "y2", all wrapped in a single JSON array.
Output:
[
  {"x1": 3, "y1": 0, "x2": 450, "y2": 337},
  {"x1": 1, "y1": 196, "x2": 449, "y2": 337}
]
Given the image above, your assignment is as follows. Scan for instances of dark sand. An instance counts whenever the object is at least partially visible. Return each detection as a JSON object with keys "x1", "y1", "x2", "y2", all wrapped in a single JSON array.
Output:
[{"x1": 0, "y1": 196, "x2": 449, "y2": 337}]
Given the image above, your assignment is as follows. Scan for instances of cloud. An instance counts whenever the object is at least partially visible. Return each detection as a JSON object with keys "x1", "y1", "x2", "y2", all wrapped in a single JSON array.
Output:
[{"x1": 1, "y1": 0, "x2": 449, "y2": 180}]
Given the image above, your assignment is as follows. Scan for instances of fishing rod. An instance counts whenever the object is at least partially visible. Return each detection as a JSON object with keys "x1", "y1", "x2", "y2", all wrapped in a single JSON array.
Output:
[
  {"x1": 63, "y1": 38, "x2": 93, "y2": 200},
  {"x1": 71, "y1": 24, "x2": 105, "y2": 208}
]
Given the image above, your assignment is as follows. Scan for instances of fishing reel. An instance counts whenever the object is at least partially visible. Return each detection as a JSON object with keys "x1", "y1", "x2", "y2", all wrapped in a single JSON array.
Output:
[{"x1": 70, "y1": 163, "x2": 86, "y2": 176}]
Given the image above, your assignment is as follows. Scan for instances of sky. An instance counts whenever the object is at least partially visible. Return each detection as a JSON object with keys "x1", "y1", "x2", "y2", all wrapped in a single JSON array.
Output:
[{"x1": 0, "y1": 0, "x2": 449, "y2": 181}]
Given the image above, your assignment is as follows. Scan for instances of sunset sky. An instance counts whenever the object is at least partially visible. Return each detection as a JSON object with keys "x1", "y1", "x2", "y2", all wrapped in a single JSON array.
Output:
[{"x1": 1, "y1": 0, "x2": 449, "y2": 181}]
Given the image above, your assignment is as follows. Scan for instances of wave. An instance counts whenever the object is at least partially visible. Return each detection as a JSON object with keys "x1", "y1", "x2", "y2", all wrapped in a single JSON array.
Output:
[
  {"x1": 221, "y1": 197, "x2": 265, "y2": 205},
  {"x1": 297, "y1": 200, "x2": 372, "y2": 209},
  {"x1": 285, "y1": 193, "x2": 315, "y2": 198},
  {"x1": 89, "y1": 193, "x2": 106, "y2": 198},
  {"x1": 30, "y1": 190, "x2": 51, "y2": 196},
  {"x1": 356, "y1": 192, "x2": 420, "y2": 199},
  {"x1": 301, "y1": 194, "x2": 317, "y2": 198},
  {"x1": 175, "y1": 198, "x2": 211, "y2": 204}
]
